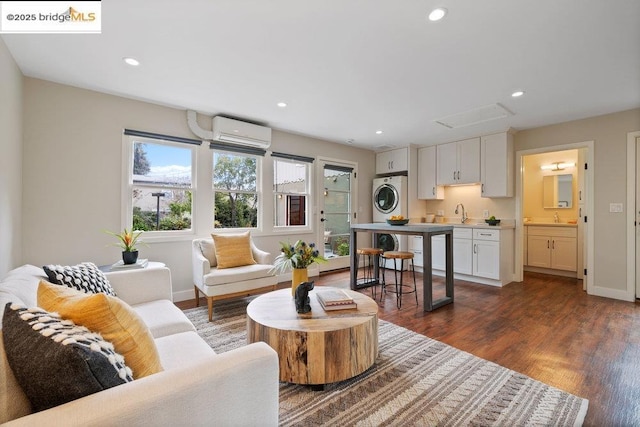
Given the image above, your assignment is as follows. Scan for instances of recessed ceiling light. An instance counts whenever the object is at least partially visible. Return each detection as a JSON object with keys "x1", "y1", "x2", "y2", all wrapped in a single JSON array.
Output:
[
  {"x1": 376, "y1": 130, "x2": 383, "y2": 135},
  {"x1": 123, "y1": 57, "x2": 140, "y2": 66},
  {"x1": 428, "y1": 8, "x2": 447, "y2": 22},
  {"x1": 511, "y1": 90, "x2": 525, "y2": 97},
  {"x1": 277, "y1": 102, "x2": 287, "y2": 108}
]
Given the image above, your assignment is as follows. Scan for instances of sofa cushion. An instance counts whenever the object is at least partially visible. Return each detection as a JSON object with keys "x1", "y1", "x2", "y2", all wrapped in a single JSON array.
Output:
[
  {"x1": 203, "y1": 263, "x2": 274, "y2": 287},
  {"x1": 212, "y1": 231, "x2": 256, "y2": 269},
  {"x1": 43, "y1": 262, "x2": 116, "y2": 296},
  {"x1": 132, "y1": 300, "x2": 196, "y2": 338},
  {"x1": 154, "y1": 331, "x2": 216, "y2": 370},
  {"x1": 2, "y1": 303, "x2": 133, "y2": 412},
  {"x1": 0, "y1": 264, "x2": 47, "y2": 312},
  {"x1": 37, "y1": 281, "x2": 163, "y2": 379}
]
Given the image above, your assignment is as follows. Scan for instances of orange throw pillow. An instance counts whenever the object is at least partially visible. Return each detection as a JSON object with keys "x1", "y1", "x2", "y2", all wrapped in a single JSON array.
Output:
[
  {"x1": 212, "y1": 231, "x2": 256, "y2": 269},
  {"x1": 37, "y1": 281, "x2": 163, "y2": 379}
]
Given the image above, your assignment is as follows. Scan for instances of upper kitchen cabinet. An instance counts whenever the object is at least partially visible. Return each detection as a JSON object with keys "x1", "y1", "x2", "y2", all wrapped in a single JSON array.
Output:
[
  {"x1": 480, "y1": 131, "x2": 514, "y2": 198},
  {"x1": 436, "y1": 137, "x2": 480, "y2": 185},
  {"x1": 376, "y1": 147, "x2": 409, "y2": 175},
  {"x1": 417, "y1": 145, "x2": 443, "y2": 200}
]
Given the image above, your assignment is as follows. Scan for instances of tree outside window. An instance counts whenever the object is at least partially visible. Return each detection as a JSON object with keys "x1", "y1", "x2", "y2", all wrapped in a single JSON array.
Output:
[{"x1": 213, "y1": 152, "x2": 258, "y2": 228}]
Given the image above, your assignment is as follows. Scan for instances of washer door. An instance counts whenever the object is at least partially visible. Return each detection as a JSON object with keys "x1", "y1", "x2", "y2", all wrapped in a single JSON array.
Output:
[
  {"x1": 374, "y1": 184, "x2": 399, "y2": 214},
  {"x1": 376, "y1": 233, "x2": 398, "y2": 252}
]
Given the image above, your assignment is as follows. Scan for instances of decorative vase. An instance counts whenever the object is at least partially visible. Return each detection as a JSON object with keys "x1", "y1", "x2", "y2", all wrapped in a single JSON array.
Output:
[
  {"x1": 122, "y1": 250, "x2": 139, "y2": 265},
  {"x1": 292, "y1": 268, "x2": 309, "y2": 296}
]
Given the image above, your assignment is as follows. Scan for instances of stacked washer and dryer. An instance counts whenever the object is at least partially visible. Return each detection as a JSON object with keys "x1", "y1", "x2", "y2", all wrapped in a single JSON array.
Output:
[{"x1": 372, "y1": 175, "x2": 409, "y2": 269}]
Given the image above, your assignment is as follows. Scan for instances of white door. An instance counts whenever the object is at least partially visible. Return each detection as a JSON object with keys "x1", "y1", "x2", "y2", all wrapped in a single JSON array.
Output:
[{"x1": 317, "y1": 158, "x2": 357, "y2": 271}]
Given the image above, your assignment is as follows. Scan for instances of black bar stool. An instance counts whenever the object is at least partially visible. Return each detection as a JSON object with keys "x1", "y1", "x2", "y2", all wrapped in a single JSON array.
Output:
[
  {"x1": 380, "y1": 251, "x2": 418, "y2": 309},
  {"x1": 355, "y1": 247, "x2": 383, "y2": 299}
]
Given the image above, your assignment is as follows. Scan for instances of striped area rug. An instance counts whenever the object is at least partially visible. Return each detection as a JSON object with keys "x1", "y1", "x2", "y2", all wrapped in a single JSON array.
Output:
[{"x1": 184, "y1": 298, "x2": 588, "y2": 426}]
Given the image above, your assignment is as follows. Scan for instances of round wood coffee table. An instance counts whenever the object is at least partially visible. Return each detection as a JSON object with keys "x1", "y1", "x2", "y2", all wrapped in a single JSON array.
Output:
[{"x1": 247, "y1": 287, "x2": 378, "y2": 385}]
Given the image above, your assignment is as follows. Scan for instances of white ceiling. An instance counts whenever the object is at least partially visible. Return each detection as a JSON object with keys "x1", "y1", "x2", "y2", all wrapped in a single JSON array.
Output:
[{"x1": 3, "y1": 0, "x2": 640, "y2": 150}]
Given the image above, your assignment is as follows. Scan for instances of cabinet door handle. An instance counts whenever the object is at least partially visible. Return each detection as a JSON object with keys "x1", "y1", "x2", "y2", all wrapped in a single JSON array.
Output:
[
  {"x1": 432, "y1": 187, "x2": 436, "y2": 195},
  {"x1": 579, "y1": 190, "x2": 582, "y2": 201},
  {"x1": 453, "y1": 171, "x2": 456, "y2": 181},
  {"x1": 481, "y1": 183, "x2": 484, "y2": 193},
  {"x1": 457, "y1": 171, "x2": 460, "y2": 180},
  {"x1": 547, "y1": 240, "x2": 550, "y2": 249},
  {"x1": 391, "y1": 160, "x2": 394, "y2": 170},
  {"x1": 552, "y1": 240, "x2": 555, "y2": 250},
  {"x1": 473, "y1": 244, "x2": 477, "y2": 254},
  {"x1": 480, "y1": 233, "x2": 491, "y2": 236}
]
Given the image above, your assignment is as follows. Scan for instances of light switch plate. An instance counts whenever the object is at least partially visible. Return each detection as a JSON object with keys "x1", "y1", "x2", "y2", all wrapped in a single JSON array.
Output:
[
  {"x1": 483, "y1": 210, "x2": 490, "y2": 218},
  {"x1": 610, "y1": 203, "x2": 623, "y2": 213},
  {"x1": 437, "y1": 210, "x2": 444, "y2": 216}
]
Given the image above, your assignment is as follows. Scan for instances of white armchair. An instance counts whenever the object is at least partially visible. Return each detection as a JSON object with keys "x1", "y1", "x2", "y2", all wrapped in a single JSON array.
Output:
[{"x1": 192, "y1": 237, "x2": 278, "y2": 322}]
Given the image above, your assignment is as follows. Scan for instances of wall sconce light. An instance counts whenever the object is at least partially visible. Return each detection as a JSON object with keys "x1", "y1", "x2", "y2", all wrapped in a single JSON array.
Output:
[{"x1": 540, "y1": 162, "x2": 575, "y2": 171}]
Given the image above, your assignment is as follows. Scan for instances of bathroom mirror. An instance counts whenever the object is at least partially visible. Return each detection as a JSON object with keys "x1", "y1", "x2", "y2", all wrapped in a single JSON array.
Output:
[{"x1": 543, "y1": 174, "x2": 573, "y2": 208}]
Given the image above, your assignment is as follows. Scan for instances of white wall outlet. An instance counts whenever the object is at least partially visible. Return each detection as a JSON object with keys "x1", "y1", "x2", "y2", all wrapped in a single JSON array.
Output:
[
  {"x1": 610, "y1": 203, "x2": 623, "y2": 213},
  {"x1": 437, "y1": 210, "x2": 444, "y2": 216},
  {"x1": 483, "y1": 210, "x2": 490, "y2": 218}
]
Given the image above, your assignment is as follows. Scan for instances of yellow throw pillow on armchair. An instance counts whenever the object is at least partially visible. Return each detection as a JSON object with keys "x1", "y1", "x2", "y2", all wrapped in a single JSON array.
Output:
[
  {"x1": 212, "y1": 231, "x2": 256, "y2": 269},
  {"x1": 37, "y1": 281, "x2": 163, "y2": 379}
]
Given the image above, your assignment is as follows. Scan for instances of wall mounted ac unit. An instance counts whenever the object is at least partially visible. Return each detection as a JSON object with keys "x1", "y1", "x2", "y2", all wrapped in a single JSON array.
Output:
[{"x1": 212, "y1": 116, "x2": 272, "y2": 149}]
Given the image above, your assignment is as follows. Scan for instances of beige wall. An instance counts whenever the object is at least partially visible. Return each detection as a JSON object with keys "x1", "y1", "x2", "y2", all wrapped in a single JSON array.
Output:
[
  {"x1": 21, "y1": 78, "x2": 376, "y2": 300},
  {"x1": 0, "y1": 38, "x2": 23, "y2": 276},
  {"x1": 515, "y1": 108, "x2": 640, "y2": 293}
]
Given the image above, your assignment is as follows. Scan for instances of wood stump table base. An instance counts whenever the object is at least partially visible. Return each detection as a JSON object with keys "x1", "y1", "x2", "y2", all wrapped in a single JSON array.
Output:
[{"x1": 247, "y1": 287, "x2": 378, "y2": 385}]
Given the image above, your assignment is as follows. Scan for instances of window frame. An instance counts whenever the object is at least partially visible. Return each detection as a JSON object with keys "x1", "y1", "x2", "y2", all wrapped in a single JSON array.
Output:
[
  {"x1": 211, "y1": 148, "x2": 262, "y2": 231},
  {"x1": 122, "y1": 133, "x2": 198, "y2": 242},
  {"x1": 273, "y1": 156, "x2": 312, "y2": 232}
]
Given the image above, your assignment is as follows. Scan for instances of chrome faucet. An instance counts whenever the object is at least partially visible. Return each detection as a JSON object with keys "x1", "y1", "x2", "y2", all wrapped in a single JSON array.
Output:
[
  {"x1": 554, "y1": 211, "x2": 560, "y2": 223},
  {"x1": 455, "y1": 203, "x2": 467, "y2": 224}
]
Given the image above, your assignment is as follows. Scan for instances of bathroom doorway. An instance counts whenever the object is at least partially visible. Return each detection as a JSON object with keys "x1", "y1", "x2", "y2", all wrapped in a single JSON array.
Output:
[{"x1": 515, "y1": 142, "x2": 594, "y2": 293}]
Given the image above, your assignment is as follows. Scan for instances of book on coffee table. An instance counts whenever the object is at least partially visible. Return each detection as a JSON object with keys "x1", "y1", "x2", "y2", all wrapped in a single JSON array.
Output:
[
  {"x1": 316, "y1": 289, "x2": 356, "y2": 310},
  {"x1": 318, "y1": 298, "x2": 357, "y2": 311}
]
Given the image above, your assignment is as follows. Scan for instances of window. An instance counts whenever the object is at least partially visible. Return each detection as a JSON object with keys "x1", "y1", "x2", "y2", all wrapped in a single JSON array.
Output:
[
  {"x1": 273, "y1": 157, "x2": 311, "y2": 228},
  {"x1": 126, "y1": 132, "x2": 197, "y2": 233},
  {"x1": 213, "y1": 151, "x2": 259, "y2": 228}
]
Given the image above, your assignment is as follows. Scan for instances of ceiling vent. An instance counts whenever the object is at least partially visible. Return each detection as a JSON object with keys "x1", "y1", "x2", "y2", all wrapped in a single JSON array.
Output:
[
  {"x1": 186, "y1": 110, "x2": 272, "y2": 149},
  {"x1": 435, "y1": 103, "x2": 513, "y2": 129}
]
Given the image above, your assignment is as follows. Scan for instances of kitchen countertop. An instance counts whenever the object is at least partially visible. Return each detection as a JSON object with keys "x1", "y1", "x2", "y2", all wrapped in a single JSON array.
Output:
[
  {"x1": 524, "y1": 222, "x2": 577, "y2": 228},
  {"x1": 429, "y1": 220, "x2": 515, "y2": 230}
]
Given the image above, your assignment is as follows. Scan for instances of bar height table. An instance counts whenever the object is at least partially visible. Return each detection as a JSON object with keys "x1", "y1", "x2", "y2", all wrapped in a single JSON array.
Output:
[{"x1": 350, "y1": 223, "x2": 454, "y2": 311}]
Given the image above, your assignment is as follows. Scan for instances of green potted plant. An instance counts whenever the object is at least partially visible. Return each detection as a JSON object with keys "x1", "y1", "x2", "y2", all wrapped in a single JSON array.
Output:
[
  {"x1": 272, "y1": 240, "x2": 327, "y2": 295},
  {"x1": 105, "y1": 228, "x2": 145, "y2": 264}
]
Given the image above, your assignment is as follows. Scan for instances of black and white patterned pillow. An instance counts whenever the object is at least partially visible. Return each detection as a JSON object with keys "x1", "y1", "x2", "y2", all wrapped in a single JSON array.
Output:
[
  {"x1": 2, "y1": 303, "x2": 133, "y2": 412},
  {"x1": 43, "y1": 262, "x2": 116, "y2": 296}
]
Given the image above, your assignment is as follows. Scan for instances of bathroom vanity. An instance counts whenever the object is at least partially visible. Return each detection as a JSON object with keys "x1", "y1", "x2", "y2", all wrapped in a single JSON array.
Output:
[{"x1": 524, "y1": 223, "x2": 578, "y2": 276}]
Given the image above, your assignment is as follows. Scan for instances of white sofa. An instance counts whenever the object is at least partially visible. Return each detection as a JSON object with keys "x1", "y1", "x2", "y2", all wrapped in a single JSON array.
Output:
[{"x1": 0, "y1": 264, "x2": 279, "y2": 426}]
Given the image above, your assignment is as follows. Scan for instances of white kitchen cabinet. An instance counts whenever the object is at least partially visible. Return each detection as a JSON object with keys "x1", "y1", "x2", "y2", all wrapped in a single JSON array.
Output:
[
  {"x1": 423, "y1": 225, "x2": 513, "y2": 286},
  {"x1": 526, "y1": 226, "x2": 577, "y2": 272},
  {"x1": 417, "y1": 146, "x2": 444, "y2": 200},
  {"x1": 436, "y1": 137, "x2": 480, "y2": 185},
  {"x1": 376, "y1": 147, "x2": 408, "y2": 175},
  {"x1": 480, "y1": 132, "x2": 514, "y2": 198},
  {"x1": 472, "y1": 229, "x2": 501, "y2": 279}
]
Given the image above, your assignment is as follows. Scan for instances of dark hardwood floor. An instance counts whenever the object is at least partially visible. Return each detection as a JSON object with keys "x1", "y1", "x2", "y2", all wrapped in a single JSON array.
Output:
[{"x1": 177, "y1": 270, "x2": 640, "y2": 426}]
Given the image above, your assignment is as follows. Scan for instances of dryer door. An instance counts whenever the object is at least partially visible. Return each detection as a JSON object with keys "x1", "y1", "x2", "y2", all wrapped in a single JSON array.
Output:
[
  {"x1": 374, "y1": 184, "x2": 399, "y2": 214},
  {"x1": 376, "y1": 233, "x2": 399, "y2": 252}
]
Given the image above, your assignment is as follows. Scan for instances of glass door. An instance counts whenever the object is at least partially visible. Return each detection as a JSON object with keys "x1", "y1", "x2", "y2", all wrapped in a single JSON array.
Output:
[{"x1": 317, "y1": 159, "x2": 356, "y2": 271}]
